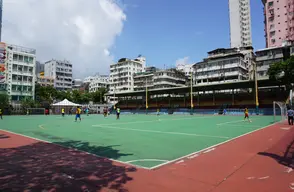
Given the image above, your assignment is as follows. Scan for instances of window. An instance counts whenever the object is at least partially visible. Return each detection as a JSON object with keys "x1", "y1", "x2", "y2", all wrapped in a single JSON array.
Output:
[
  {"x1": 19, "y1": 55, "x2": 23, "y2": 62},
  {"x1": 268, "y1": 1, "x2": 273, "y2": 6},
  {"x1": 24, "y1": 56, "x2": 29, "y2": 63},
  {"x1": 28, "y1": 57, "x2": 33, "y2": 64},
  {"x1": 13, "y1": 54, "x2": 18, "y2": 61}
]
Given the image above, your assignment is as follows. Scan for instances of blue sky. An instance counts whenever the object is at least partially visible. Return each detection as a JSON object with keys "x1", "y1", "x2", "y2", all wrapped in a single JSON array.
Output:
[{"x1": 112, "y1": 0, "x2": 265, "y2": 68}]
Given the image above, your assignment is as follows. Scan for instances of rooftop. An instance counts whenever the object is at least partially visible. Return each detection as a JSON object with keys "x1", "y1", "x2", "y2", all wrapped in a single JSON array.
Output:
[{"x1": 7, "y1": 44, "x2": 36, "y2": 55}]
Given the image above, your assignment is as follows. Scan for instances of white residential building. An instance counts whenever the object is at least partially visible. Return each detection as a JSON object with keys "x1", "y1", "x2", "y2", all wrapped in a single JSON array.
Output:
[
  {"x1": 0, "y1": 43, "x2": 36, "y2": 101},
  {"x1": 72, "y1": 79, "x2": 83, "y2": 90},
  {"x1": 37, "y1": 76, "x2": 54, "y2": 87},
  {"x1": 229, "y1": 0, "x2": 252, "y2": 48},
  {"x1": 193, "y1": 48, "x2": 251, "y2": 86},
  {"x1": 44, "y1": 59, "x2": 73, "y2": 90},
  {"x1": 255, "y1": 45, "x2": 294, "y2": 79},
  {"x1": 176, "y1": 63, "x2": 194, "y2": 77},
  {"x1": 89, "y1": 75, "x2": 109, "y2": 92},
  {"x1": 109, "y1": 56, "x2": 146, "y2": 93},
  {"x1": 134, "y1": 67, "x2": 187, "y2": 91}
]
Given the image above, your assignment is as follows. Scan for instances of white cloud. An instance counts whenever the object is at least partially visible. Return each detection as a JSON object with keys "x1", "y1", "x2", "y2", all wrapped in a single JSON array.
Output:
[
  {"x1": 175, "y1": 56, "x2": 190, "y2": 67},
  {"x1": 2, "y1": 0, "x2": 126, "y2": 78}
]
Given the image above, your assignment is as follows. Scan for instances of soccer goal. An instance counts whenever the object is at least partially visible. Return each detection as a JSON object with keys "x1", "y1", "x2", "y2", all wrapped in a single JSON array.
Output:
[
  {"x1": 27, "y1": 108, "x2": 46, "y2": 115},
  {"x1": 273, "y1": 101, "x2": 287, "y2": 122}
]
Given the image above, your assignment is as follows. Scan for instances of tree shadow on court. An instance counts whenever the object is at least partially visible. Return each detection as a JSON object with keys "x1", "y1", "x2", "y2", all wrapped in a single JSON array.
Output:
[
  {"x1": 0, "y1": 140, "x2": 136, "y2": 192},
  {"x1": 55, "y1": 140, "x2": 132, "y2": 160},
  {"x1": 258, "y1": 129, "x2": 294, "y2": 169},
  {"x1": 0, "y1": 134, "x2": 9, "y2": 139}
]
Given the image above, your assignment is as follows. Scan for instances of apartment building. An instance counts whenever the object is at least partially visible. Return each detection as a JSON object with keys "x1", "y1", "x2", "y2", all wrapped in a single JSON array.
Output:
[
  {"x1": 133, "y1": 67, "x2": 187, "y2": 91},
  {"x1": 44, "y1": 59, "x2": 73, "y2": 90},
  {"x1": 193, "y1": 47, "x2": 251, "y2": 85},
  {"x1": 37, "y1": 76, "x2": 54, "y2": 87},
  {"x1": 109, "y1": 56, "x2": 146, "y2": 93},
  {"x1": 255, "y1": 45, "x2": 294, "y2": 79},
  {"x1": 262, "y1": 0, "x2": 294, "y2": 47},
  {"x1": 89, "y1": 75, "x2": 109, "y2": 92},
  {"x1": 35, "y1": 61, "x2": 44, "y2": 76},
  {"x1": 0, "y1": 43, "x2": 36, "y2": 101},
  {"x1": 229, "y1": 0, "x2": 252, "y2": 47}
]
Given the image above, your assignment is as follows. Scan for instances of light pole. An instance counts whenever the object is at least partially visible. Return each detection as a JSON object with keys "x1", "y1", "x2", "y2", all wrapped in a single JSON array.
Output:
[
  {"x1": 253, "y1": 59, "x2": 259, "y2": 115},
  {"x1": 145, "y1": 77, "x2": 148, "y2": 114},
  {"x1": 190, "y1": 68, "x2": 194, "y2": 115}
]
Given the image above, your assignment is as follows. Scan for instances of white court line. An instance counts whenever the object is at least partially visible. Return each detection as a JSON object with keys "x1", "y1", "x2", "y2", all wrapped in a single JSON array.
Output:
[
  {"x1": 126, "y1": 159, "x2": 169, "y2": 163},
  {"x1": 0, "y1": 129, "x2": 151, "y2": 170},
  {"x1": 218, "y1": 124, "x2": 262, "y2": 128},
  {"x1": 149, "y1": 121, "x2": 279, "y2": 170},
  {"x1": 93, "y1": 116, "x2": 212, "y2": 127},
  {"x1": 38, "y1": 124, "x2": 45, "y2": 129},
  {"x1": 216, "y1": 118, "x2": 257, "y2": 126},
  {"x1": 93, "y1": 125, "x2": 229, "y2": 139}
]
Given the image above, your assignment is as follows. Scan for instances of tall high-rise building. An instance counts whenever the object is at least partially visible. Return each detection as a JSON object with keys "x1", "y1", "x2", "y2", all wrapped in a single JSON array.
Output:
[
  {"x1": 0, "y1": 0, "x2": 2, "y2": 42},
  {"x1": 229, "y1": 0, "x2": 252, "y2": 48},
  {"x1": 262, "y1": 0, "x2": 294, "y2": 47}
]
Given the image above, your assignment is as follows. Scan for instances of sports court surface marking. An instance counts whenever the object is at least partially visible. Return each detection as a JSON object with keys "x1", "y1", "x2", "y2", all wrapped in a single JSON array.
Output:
[{"x1": 0, "y1": 114, "x2": 276, "y2": 169}]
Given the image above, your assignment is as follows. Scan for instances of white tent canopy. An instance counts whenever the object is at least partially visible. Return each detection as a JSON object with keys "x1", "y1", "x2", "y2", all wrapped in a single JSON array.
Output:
[{"x1": 52, "y1": 99, "x2": 80, "y2": 106}]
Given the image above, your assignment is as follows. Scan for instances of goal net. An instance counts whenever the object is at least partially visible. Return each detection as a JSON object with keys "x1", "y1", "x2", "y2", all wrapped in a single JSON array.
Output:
[
  {"x1": 27, "y1": 108, "x2": 46, "y2": 115},
  {"x1": 273, "y1": 101, "x2": 287, "y2": 122}
]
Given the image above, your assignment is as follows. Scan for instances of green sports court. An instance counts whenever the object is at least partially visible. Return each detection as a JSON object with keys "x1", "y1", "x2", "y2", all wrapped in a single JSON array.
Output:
[{"x1": 0, "y1": 114, "x2": 277, "y2": 169}]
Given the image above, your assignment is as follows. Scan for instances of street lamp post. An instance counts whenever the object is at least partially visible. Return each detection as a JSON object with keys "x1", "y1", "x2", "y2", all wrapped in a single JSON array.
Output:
[
  {"x1": 190, "y1": 68, "x2": 193, "y2": 115},
  {"x1": 145, "y1": 77, "x2": 148, "y2": 114},
  {"x1": 253, "y1": 60, "x2": 259, "y2": 115}
]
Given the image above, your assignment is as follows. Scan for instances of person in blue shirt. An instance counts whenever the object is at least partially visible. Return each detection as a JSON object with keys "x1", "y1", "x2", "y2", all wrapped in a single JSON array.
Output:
[{"x1": 287, "y1": 108, "x2": 294, "y2": 125}]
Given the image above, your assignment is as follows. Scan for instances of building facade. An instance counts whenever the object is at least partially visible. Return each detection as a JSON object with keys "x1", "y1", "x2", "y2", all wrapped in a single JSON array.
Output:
[
  {"x1": 35, "y1": 61, "x2": 44, "y2": 76},
  {"x1": 1, "y1": 43, "x2": 36, "y2": 101},
  {"x1": 89, "y1": 75, "x2": 109, "y2": 92},
  {"x1": 37, "y1": 76, "x2": 54, "y2": 87},
  {"x1": 255, "y1": 45, "x2": 294, "y2": 79},
  {"x1": 262, "y1": 0, "x2": 294, "y2": 47},
  {"x1": 134, "y1": 67, "x2": 187, "y2": 91},
  {"x1": 44, "y1": 59, "x2": 72, "y2": 90},
  {"x1": 229, "y1": 0, "x2": 252, "y2": 48},
  {"x1": 0, "y1": 0, "x2": 3, "y2": 42},
  {"x1": 109, "y1": 56, "x2": 146, "y2": 93},
  {"x1": 193, "y1": 48, "x2": 250, "y2": 86}
]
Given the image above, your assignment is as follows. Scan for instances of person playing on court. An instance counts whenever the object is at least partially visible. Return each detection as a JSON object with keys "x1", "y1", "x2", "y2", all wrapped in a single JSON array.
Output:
[
  {"x1": 103, "y1": 107, "x2": 107, "y2": 117},
  {"x1": 287, "y1": 107, "x2": 294, "y2": 125},
  {"x1": 86, "y1": 108, "x2": 89, "y2": 116},
  {"x1": 0, "y1": 108, "x2": 3, "y2": 120},
  {"x1": 26, "y1": 109, "x2": 29, "y2": 116},
  {"x1": 244, "y1": 107, "x2": 251, "y2": 122},
  {"x1": 157, "y1": 108, "x2": 160, "y2": 116},
  {"x1": 45, "y1": 108, "x2": 49, "y2": 116},
  {"x1": 223, "y1": 109, "x2": 227, "y2": 115},
  {"x1": 75, "y1": 106, "x2": 82, "y2": 122},
  {"x1": 116, "y1": 107, "x2": 120, "y2": 120},
  {"x1": 61, "y1": 108, "x2": 65, "y2": 117}
]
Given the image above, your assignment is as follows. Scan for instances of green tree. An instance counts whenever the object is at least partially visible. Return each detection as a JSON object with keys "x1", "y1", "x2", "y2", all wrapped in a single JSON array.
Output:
[
  {"x1": 35, "y1": 84, "x2": 58, "y2": 104},
  {"x1": 268, "y1": 56, "x2": 294, "y2": 91},
  {"x1": 72, "y1": 90, "x2": 82, "y2": 103},
  {"x1": 20, "y1": 97, "x2": 39, "y2": 112},
  {"x1": 91, "y1": 91, "x2": 101, "y2": 103},
  {"x1": 81, "y1": 92, "x2": 91, "y2": 104},
  {"x1": 0, "y1": 93, "x2": 10, "y2": 109}
]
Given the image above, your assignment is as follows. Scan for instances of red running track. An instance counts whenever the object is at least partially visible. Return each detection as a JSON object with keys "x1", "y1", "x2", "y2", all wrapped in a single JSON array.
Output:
[{"x1": 0, "y1": 122, "x2": 293, "y2": 192}]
